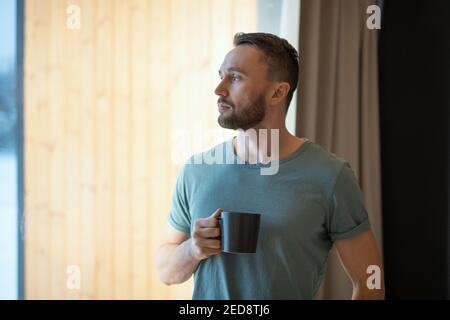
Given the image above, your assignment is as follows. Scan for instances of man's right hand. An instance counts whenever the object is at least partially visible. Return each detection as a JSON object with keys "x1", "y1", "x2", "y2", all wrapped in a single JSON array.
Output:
[{"x1": 189, "y1": 208, "x2": 223, "y2": 261}]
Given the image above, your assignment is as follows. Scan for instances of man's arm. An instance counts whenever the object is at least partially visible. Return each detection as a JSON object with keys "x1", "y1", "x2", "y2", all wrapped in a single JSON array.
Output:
[
  {"x1": 155, "y1": 226, "x2": 198, "y2": 285},
  {"x1": 334, "y1": 229, "x2": 385, "y2": 300},
  {"x1": 155, "y1": 209, "x2": 222, "y2": 285}
]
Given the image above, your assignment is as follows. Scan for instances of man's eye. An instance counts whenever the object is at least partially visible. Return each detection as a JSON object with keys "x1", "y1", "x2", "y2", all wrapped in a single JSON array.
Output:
[{"x1": 231, "y1": 75, "x2": 240, "y2": 81}]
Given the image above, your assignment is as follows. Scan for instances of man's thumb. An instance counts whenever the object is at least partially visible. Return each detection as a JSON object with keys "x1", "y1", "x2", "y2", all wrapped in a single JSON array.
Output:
[{"x1": 210, "y1": 208, "x2": 222, "y2": 219}]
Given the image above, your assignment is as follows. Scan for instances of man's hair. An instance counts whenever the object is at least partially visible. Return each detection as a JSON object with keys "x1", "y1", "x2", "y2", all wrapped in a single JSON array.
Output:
[{"x1": 233, "y1": 32, "x2": 299, "y2": 112}]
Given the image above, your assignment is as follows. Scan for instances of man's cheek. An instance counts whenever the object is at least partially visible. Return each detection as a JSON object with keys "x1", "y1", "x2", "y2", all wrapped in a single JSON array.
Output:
[{"x1": 240, "y1": 90, "x2": 255, "y2": 105}]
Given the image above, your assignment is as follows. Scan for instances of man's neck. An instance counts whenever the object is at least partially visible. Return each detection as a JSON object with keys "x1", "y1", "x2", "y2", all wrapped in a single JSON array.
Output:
[{"x1": 232, "y1": 125, "x2": 304, "y2": 164}]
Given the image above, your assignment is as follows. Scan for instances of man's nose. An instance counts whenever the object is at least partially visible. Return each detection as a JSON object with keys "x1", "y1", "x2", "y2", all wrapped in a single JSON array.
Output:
[{"x1": 214, "y1": 79, "x2": 228, "y2": 97}]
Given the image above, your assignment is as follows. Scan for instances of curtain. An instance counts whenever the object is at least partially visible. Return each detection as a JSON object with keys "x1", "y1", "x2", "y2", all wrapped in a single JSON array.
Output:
[{"x1": 296, "y1": 0, "x2": 382, "y2": 299}]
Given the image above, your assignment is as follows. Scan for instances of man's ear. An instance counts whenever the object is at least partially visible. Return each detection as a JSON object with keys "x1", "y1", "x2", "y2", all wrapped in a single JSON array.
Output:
[{"x1": 270, "y1": 82, "x2": 290, "y2": 106}]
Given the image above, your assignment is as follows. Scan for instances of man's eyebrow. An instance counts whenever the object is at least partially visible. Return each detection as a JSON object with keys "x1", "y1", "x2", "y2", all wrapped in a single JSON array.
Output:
[{"x1": 218, "y1": 67, "x2": 247, "y2": 75}]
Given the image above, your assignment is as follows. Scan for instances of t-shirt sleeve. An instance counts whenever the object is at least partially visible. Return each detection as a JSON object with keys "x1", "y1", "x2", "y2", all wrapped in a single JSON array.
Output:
[
  {"x1": 327, "y1": 163, "x2": 371, "y2": 241},
  {"x1": 167, "y1": 164, "x2": 191, "y2": 234}
]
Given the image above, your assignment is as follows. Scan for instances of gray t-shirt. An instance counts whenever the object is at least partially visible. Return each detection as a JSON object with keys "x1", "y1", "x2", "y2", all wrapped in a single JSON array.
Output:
[{"x1": 167, "y1": 138, "x2": 370, "y2": 299}]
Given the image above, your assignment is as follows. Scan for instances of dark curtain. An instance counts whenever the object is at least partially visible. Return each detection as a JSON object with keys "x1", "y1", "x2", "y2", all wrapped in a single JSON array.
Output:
[{"x1": 379, "y1": 0, "x2": 450, "y2": 299}]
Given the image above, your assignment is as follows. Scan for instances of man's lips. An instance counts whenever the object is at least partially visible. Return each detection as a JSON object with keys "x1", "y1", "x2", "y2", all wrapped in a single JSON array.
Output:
[{"x1": 218, "y1": 103, "x2": 232, "y2": 113}]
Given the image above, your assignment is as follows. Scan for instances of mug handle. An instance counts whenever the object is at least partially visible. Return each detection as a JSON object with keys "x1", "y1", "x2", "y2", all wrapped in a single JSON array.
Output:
[{"x1": 217, "y1": 217, "x2": 223, "y2": 250}]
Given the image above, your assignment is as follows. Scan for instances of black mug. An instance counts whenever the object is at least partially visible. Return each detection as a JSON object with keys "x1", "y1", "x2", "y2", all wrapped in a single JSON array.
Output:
[{"x1": 218, "y1": 211, "x2": 261, "y2": 253}]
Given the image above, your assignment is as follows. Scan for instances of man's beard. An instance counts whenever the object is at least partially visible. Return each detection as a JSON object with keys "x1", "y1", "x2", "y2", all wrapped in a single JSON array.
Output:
[{"x1": 217, "y1": 93, "x2": 266, "y2": 130}]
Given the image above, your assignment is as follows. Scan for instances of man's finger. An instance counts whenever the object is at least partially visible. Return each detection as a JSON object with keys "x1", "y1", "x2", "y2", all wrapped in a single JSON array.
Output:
[
  {"x1": 196, "y1": 218, "x2": 218, "y2": 228},
  {"x1": 197, "y1": 238, "x2": 221, "y2": 249},
  {"x1": 201, "y1": 247, "x2": 222, "y2": 257},
  {"x1": 196, "y1": 209, "x2": 222, "y2": 228},
  {"x1": 197, "y1": 227, "x2": 220, "y2": 238}
]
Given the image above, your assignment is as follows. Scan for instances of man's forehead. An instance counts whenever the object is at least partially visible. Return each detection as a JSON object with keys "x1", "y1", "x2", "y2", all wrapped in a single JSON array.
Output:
[{"x1": 219, "y1": 45, "x2": 266, "y2": 73}]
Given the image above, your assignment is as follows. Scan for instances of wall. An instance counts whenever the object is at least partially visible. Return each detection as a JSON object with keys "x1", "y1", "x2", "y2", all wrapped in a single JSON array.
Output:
[{"x1": 24, "y1": 0, "x2": 256, "y2": 299}]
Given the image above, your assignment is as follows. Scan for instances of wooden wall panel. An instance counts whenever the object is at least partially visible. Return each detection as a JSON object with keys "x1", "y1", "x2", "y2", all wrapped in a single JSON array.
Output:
[{"x1": 24, "y1": 0, "x2": 257, "y2": 299}]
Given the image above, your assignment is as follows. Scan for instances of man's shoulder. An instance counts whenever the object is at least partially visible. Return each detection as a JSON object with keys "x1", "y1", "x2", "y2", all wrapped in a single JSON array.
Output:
[
  {"x1": 299, "y1": 140, "x2": 350, "y2": 182},
  {"x1": 305, "y1": 141, "x2": 348, "y2": 166},
  {"x1": 173, "y1": 140, "x2": 231, "y2": 190},
  {"x1": 184, "y1": 139, "x2": 232, "y2": 166}
]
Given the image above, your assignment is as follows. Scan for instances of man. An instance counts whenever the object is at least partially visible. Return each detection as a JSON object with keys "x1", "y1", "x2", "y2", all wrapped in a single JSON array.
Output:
[{"x1": 156, "y1": 32, "x2": 384, "y2": 300}]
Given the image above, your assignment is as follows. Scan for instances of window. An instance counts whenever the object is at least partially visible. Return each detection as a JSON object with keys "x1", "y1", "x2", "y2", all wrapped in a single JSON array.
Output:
[{"x1": 0, "y1": 0, "x2": 23, "y2": 300}]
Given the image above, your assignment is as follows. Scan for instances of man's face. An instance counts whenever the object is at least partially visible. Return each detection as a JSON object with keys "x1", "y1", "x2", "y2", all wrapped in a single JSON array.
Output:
[{"x1": 215, "y1": 45, "x2": 271, "y2": 130}]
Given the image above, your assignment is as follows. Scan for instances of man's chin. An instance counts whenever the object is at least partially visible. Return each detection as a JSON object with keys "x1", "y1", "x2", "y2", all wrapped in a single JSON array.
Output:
[
  {"x1": 217, "y1": 117, "x2": 260, "y2": 131},
  {"x1": 217, "y1": 116, "x2": 238, "y2": 130}
]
